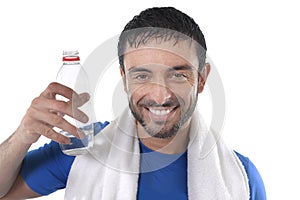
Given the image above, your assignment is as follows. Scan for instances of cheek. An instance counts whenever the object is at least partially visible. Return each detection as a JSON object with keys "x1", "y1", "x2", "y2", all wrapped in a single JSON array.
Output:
[
  {"x1": 127, "y1": 84, "x2": 149, "y2": 104},
  {"x1": 169, "y1": 84, "x2": 198, "y2": 100}
]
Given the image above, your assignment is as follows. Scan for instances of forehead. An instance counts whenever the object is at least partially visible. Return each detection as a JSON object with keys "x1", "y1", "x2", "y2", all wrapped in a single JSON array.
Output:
[{"x1": 123, "y1": 40, "x2": 199, "y2": 71}]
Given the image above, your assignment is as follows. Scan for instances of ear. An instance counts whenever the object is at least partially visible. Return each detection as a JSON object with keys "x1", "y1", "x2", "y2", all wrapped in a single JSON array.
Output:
[
  {"x1": 198, "y1": 63, "x2": 211, "y2": 93},
  {"x1": 119, "y1": 66, "x2": 127, "y2": 93}
]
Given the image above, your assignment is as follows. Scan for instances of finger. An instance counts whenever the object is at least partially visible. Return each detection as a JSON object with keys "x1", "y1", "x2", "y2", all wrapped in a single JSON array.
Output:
[
  {"x1": 69, "y1": 106, "x2": 90, "y2": 124},
  {"x1": 31, "y1": 97, "x2": 89, "y2": 123},
  {"x1": 30, "y1": 107, "x2": 81, "y2": 138},
  {"x1": 41, "y1": 82, "x2": 80, "y2": 100},
  {"x1": 73, "y1": 93, "x2": 90, "y2": 107},
  {"x1": 32, "y1": 121, "x2": 70, "y2": 144}
]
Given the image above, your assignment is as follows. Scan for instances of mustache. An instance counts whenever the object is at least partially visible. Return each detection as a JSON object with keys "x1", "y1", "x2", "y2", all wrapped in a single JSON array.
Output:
[{"x1": 138, "y1": 99, "x2": 180, "y2": 107}]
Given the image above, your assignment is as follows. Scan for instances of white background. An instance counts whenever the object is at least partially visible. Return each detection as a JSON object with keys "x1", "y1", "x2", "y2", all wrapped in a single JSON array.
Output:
[{"x1": 0, "y1": 0, "x2": 299, "y2": 199}]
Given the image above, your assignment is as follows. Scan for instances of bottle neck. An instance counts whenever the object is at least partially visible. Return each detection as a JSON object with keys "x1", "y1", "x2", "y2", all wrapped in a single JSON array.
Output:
[
  {"x1": 63, "y1": 61, "x2": 80, "y2": 65},
  {"x1": 62, "y1": 54, "x2": 80, "y2": 65}
]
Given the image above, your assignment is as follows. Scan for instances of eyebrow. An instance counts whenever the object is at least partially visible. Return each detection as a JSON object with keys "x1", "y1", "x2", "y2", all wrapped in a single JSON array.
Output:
[
  {"x1": 127, "y1": 64, "x2": 194, "y2": 74},
  {"x1": 169, "y1": 65, "x2": 194, "y2": 71},
  {"x1": 128, "y1": 67, "x2": 152, "y2": 73}
]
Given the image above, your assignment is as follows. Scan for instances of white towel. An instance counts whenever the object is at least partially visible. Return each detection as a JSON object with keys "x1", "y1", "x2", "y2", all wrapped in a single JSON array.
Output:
[{"x1": 65, "y1": 108, "x2": 249, "y2": 199}]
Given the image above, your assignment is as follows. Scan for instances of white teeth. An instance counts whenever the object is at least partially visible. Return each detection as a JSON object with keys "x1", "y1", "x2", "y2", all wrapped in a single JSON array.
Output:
[{"x1": 149, "y1": 108, "x2": 171, "y2": 116}]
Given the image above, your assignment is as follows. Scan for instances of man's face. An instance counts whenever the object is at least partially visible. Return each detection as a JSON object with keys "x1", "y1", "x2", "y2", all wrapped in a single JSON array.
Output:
[{"x1": 122, "y1": 40, "x2": 202, "y2": 139}]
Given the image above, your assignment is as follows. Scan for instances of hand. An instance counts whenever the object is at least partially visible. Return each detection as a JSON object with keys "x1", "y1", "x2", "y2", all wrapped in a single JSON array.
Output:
[{"x1": 15, "y1": 82, "x2": 90, "y2": 144}]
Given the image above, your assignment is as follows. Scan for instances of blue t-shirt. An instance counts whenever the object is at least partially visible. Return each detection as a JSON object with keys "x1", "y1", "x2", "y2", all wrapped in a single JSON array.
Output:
[
  {"x1": 20, "y1": 122, "x2": 266, "y2": 199},
  {"x1": 138, "y1": 141, "x2": 188, "y2": 200}
]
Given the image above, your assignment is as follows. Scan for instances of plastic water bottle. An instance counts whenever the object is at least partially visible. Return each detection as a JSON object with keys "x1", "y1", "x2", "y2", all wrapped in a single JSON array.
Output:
[{"x1": 56, "y1": 50, "x2": 94, "y2": 156}]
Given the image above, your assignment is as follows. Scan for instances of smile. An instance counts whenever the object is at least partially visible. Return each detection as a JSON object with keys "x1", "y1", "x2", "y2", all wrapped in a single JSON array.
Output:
[
  {"x1": 149, "y1": 108, "x2": 172, "y2": 116},
  {"x1": 145, "y1": 106, "x2": 178, "y2": 121}
]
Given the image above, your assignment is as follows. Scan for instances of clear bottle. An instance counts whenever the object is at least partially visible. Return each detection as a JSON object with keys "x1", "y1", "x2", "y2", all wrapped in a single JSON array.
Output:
[{"x1": 56, "y1": 50, "x2": 94, "y2": 156}]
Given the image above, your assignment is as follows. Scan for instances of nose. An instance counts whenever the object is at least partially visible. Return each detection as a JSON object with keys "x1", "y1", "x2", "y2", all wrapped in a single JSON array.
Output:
[{"x1": 148, "y1": 83, "x2": 172, "y2": 105}]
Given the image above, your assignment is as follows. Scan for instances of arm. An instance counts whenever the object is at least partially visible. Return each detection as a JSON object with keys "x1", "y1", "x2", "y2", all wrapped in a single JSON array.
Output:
[
  {"x1": 0, "y1": 175, "x2": 40, "y2": 200},
  {"x1": 0, "y1": 134, "x2": 31, "y2": 198},
  {"x1": 235, "y1": 152, "x2": 267, "y2": 200},
  {"x1": 247, "y1": 160, "x2": 267, "y2": 200},
  {"x1": 0, "y1": 82, "x2": 89, "y2": 198}
]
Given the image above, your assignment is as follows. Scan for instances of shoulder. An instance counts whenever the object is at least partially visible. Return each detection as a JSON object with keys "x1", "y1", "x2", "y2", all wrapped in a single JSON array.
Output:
[
  {"x1": 20, "y1": 121, "x2": 110, "y2": 196},
  {"x1": 235, "y1": 151, "x2": 267, "y2": 200},
  {"x1": 21, "y1": 140, "x2": 75, "y2": 195}
]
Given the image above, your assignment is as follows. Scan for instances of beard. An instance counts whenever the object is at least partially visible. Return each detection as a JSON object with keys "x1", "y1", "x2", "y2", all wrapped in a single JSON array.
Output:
[{"x1": 129, "y1": 95, "x2": 198, "y2": 139}]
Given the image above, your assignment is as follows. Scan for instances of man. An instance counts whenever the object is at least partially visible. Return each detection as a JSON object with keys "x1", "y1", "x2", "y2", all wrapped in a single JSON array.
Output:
[{"x1": 0, "y1": 7, "x2": 266, "y2": 200}]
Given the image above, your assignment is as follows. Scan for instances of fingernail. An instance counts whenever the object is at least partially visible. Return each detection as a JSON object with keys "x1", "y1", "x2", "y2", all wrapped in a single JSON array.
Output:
[
  {"x1": 63, "y1": 138, "x2": 71, "y2": 144},
  {"x1": 77, "y1": 129, "x2": 86, "y2": 139},
  {"x1": 82, "y1": 115, "x2": 89, "y2": 123},
  {"x1": 81, "y1": 93, "x2": 90, "y2": 100}
]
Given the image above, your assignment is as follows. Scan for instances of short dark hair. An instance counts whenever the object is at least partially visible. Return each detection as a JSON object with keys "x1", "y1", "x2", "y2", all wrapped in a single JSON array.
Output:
[{"x1": 118, "y1": 7, "x2": 207, "y2": 72}]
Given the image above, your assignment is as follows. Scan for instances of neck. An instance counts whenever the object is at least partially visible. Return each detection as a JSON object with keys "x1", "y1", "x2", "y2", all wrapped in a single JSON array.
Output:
[{"x1": 137, "y1": 119, "x2": 191, "y2": 154}]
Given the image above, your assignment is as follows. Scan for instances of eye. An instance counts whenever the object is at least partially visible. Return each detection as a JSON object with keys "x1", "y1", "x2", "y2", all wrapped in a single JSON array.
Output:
[
  {"x1": 130, "y1": 72, "x2": 151, "y2": 83},
  {"x1": 169, "y1": 72, "x2": 188, "y2": 81},
  {"x1": 135, "y1": 74, "x2": 148, "y2": 80},
  {"x1": 174, "y1": 73, "x2": 186, "y2": 78}
]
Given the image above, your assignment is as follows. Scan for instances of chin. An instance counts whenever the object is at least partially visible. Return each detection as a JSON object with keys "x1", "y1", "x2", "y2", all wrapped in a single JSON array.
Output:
[{"x1": 143, "y1": 122, "x2": 181, "y2": 139}]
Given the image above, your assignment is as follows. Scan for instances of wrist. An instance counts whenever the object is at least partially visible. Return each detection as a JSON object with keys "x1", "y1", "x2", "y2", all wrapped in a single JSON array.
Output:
[{"x1": 12, "y1": 126, "x2": 37, "y2": 147}]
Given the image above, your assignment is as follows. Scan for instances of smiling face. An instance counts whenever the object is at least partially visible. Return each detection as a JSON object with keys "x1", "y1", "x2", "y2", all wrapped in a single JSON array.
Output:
[{"x1": 122, "y1": 40, "x2": 205, "y2": 139}]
